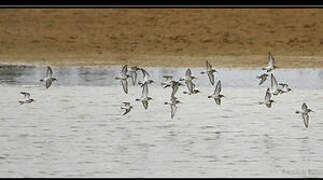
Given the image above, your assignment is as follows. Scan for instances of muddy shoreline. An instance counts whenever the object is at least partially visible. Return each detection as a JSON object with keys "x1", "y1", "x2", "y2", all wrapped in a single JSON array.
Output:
[{"x1": 1, "y1": 9, "x2": 323, "y2": 68}]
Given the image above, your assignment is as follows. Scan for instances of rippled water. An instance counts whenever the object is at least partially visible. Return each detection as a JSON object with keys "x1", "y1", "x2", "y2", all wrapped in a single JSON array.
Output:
[{"x1": 0, "y1": 65, "x2": 323, "y2": 177}]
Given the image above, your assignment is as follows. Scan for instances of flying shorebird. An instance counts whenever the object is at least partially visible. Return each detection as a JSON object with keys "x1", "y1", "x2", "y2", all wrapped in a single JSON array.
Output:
[
  {"x1": 296, "y1": 103, "x2": 314, "y2": 128},
  {"x1": 208, "y1": 80, "x2": 225, "y2": 105},
  {"x1": 179, "y1": 68, "x2": 199, "y2": 95},
  {"x1": 135, "y1": 82, "x2": 152, "y2": 110},
  {"x1": 179, "y1": 68, "x2": 196, "y2": 82},
  {"x1": 121, "y1": 102, "x2": 133, "y2": 116},
  {"x1": 164, "y1": 96, "x2": 181, "y2": 119},
  {"x1": 278, "y1": 83, "x2": 292, "y2": 94},
  {"x1": 128, "y1": 66, "x2": 140, "y2": 86},
  {"x1": 170, "y1": 80, "x2": 185, "y2": 98},
  {"x1": 201, "y1": 61, "x2": 217, "y2": 85},
  {"x1": 115, "y1": 65, "x2": 130, "y2": 94},
  {"x1": 161, "y1": 75, "x2": 173, "y2": 87},
  {"x1": 183, "y1": 80, "x2": 200, "y2": 95},
  {"x1": 163, "y1": 80, "x2": 185, "y2": 98},
  {"x1": 18, "y1": 92, "x2": 35, "y2": 105},
  {"x1": 262, "y1": 51, "x2": 278, "y2": 72},
  {"x1": 138, "y1": 68, "x2": 154, "y2": 87},
  {"x1": 259, "y1": 88, "x2": 275, "y2": 108},
  {"x1": 257, "y1": 73, "x2": 269, "y2": 85},
  {"x1": 270, "y1": 73, "x2": 283, "y2": 95},
  {"x1": 40, "y1": 66, "x2": 57, "y2": 89}
]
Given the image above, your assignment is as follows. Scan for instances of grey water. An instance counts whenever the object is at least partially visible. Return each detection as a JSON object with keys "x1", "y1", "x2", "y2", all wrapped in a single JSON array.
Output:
[{"x1": 1, "y1": 64, "x2": 323, "y2": 178}]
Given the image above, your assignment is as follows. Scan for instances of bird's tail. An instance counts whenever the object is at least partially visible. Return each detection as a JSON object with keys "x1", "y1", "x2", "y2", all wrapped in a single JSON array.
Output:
[
  {"x1": 295, "y1": 111, "x2": 300, "y2": 114},
  {"x1": 18, "y1": 101, "x2": 24, "y2": 105}
]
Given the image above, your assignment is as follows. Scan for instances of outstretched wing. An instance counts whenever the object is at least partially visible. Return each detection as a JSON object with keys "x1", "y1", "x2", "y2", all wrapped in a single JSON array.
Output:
[
  {"x1": 46, "y1": 66, "x2": 53, "y2": 78},
  {"x1": 141, "y1": 68, "x2": 150, "y2": 81},
  {"x1": 141, "y1": 82, "x2": 149, "y2": 98},
  {"x1": 170, "y1": 104, "x2": 177, "y2": 119},
  {"x1": 214, "y1": 98, "x2": 221, "y2": 105},
  {"x1": 121, "y1": 65, "x2": 128, "y2": 74},
  {"x1": 302, "y1": 113, "x2": 309, "y2": 128},
  {"x1": 185, "y1": 81, "x2": 194, "y2": 93},
  {"x1": 171, "y1": 84, "x2": 179, "y2": 97},
  {"x1": 207, "y1": 71, "x2": 215, "y2": 86},
  {"x1": 185, "y1": 68, "x2": 192, "y2": 77},
  {"x1": 270, "y1": 73, "x2": 278, "y2": 90},
  {"x1": 214, "y1": 80, "x2": 222, "y2": 95},
  {"x1": 142, "y1": 100, "x2": 148, "y2": 110},
  {"x1": 301, "y1": 103, "x2": 308, "y2": 111},
  {"x1": 121, "y1": 79, "x2": 128, "y2": 94},
  {"x1": 20, "y1": 92, "x2": 30, "y2": 99},
  {"x1": 206, "y1": 61, "x2": 212, "y2": 71},
  {"x1": 122, "y1": 108, "x2": 131, "y2": 116},
  {"x1": 258, "y1": 76, "x2": 267, "y2": 85},
  {"x1": 130, "y1": 71, "x2": 137, "y2": 86},
  {"x1": 265, "y1": 88, "x2": 271, "y2": 102},
  {"x1": 268, "y1": 51, "x2": 274, "y2": 67},
  {"x1": 46, "y1": 80, "x2": 53, "y2": 89}
]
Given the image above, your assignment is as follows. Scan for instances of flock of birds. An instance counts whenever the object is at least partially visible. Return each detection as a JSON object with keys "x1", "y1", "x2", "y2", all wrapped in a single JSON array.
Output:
[
  {"x1": 16, "y1": 51, "x2": 314, "y2": 128},
  {"x1": 115, "y1": 61, "x2": 224, "y2": 119}
]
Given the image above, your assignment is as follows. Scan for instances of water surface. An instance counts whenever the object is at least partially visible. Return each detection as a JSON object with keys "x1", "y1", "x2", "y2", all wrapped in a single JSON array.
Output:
[{"x1": 0, "y1": 65, "x2": 323, "y2": 178}]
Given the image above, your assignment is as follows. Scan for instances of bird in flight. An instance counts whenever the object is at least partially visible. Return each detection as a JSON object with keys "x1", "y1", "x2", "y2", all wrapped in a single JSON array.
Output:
[
  {"x1": 208, "y1": 80, "x2": 225, "y2": 105},
  {"x1": 201, "y1": 61, "x2": 217, "y2": 86},
  {"x1": 135, "y1": 82, "x2": 152, "y2": 110},
  {"x1": 40, "y1": 66, "x2": 57, "y2": 89},
  {"x1": 262, "y1": 51, "x2": 278, "y2": 72},
  {"x1": 128, "y1": 66, "x2": 140, "y2": 86},
  {"x1": 270, "y1": 73, "x2": 283, "y2": 95},
  {"x1": 18, "y1": 92, "x2": 35, "y2": 105},
  {"x1": 296, "y1": 103, "x2": 314, "y2": 128},
  {"x1": 138, "y1": 68, "x2": 154, "y2": 87},
  {"x1": 278, "y1": 83, "x2": 292, "y2": 94},
  {"x1": 115, "y1": 65, "x2": 130, "y2": 94},
  {"x1": 259, "y1": 88, "x2": 275, "y2": 108},
  {"x1": 164, "y1": 96, "x2": 181, "y2": 119},
  {"x1": 257, "y1": 73, "x2": 268, "y2": 86},
  {"x1": 121, "y1": 102, "x2": 133, "y2": 116}
]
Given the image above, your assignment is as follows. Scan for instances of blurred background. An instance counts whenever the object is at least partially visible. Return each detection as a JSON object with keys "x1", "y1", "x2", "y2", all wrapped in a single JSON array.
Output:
[{"x1": 0, "y1": 8, "x2": 323, "y2": 67}]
